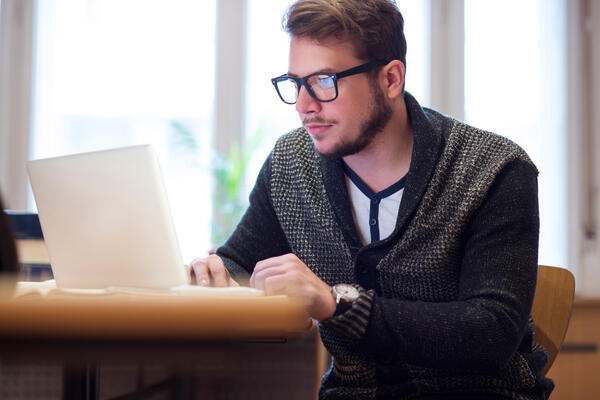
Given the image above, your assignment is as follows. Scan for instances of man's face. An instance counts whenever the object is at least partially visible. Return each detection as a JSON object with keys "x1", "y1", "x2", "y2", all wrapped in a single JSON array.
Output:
[{"x1": 289, "y1": 36, "x2": 392, "y2": 158}]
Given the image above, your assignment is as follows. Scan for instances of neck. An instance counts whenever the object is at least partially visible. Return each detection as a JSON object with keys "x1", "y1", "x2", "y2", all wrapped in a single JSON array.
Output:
[{"x1": 342, "y1": 98, "x2": 413, "y2": 193}]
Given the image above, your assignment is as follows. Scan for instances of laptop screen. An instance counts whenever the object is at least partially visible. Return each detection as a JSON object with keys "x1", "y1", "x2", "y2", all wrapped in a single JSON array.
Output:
[{"x1": 27, "y1": 145, "x2": 189, "y2": 289}]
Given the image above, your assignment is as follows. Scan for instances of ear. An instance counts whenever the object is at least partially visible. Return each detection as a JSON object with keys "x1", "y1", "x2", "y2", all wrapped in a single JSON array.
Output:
[{"x1": 382, "y1": 60, "x2": 405, "y2": 99}]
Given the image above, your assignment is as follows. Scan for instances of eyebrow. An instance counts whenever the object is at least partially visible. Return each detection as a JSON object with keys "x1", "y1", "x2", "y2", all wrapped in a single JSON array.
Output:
[{"x1": 286, "y1": 68, "x2": 337, "y2": 78}]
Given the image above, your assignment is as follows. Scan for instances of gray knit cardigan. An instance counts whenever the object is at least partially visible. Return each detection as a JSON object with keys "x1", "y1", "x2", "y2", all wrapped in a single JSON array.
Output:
[{"x1": 217, "y1": 93, "x2": 554, "y2": 399}]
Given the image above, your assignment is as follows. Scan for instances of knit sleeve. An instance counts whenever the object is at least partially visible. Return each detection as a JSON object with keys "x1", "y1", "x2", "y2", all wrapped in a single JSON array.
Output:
[
  {"x1": 216, "y1": 154, "x2": 292, "y2": 281},
  {"x1": 320, "y1": 289, "x2": 376, "y2": 339},
  {"x1": 324, "y1": 159, "x2": 540, "y2": 373}
]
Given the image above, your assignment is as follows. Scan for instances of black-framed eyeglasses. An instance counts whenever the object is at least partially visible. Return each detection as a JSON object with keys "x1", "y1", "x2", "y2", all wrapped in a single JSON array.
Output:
[{"x1": 271, "y1": 60, "x2": 386, "y2": 105}]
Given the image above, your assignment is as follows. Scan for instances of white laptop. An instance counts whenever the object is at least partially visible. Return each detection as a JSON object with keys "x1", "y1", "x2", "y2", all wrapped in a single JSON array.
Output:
[{"x1": 27, "y1": 145, "x2": 190, "y2": 290}]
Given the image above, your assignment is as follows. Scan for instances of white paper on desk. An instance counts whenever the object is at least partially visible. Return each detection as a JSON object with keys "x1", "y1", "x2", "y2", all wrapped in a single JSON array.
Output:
[
  {"x1": 106, "y1": 285, "x2": 264, "y2": 297},
  {"x1": 14, "y1": 280, "x2": 115, "y2": 298},
  {"x1": 14, "y1": 280, "x2": 58, "y2": 298},
  {"x1": 14, "y1": 280, "x2": 264, "y2": 299},
  {"x1": 171, "y1": 285, "x2": 264, "y2": 297}
]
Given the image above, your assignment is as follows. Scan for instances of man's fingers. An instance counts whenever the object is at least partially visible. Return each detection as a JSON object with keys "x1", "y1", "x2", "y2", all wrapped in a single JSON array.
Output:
[
  {"x1": 188, "y1": 255, "x2": 238, "y2": 288},
  {"x1": 250, "y1": 265, "x2": 288, "y2": 290},
  {"x1": 254, "y1": 253, "x2": 297, "y2": 273},
  {"x1": 189, "y1": 258, "x2": 211, "y2": 286},
  {"x1": 251, "y1": 253, "x2": 301, "y2": 287},
  {"x1": 206, "y1": 256, "x2": 230, "y2": 287},
  {"x1": 262, "y1": 275, "x2": 287, "y2": 296}
]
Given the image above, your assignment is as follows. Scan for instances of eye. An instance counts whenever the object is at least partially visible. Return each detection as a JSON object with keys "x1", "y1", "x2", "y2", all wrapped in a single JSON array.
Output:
[{"x1": 316, "y1": 76, "x2": 335, "y2": 90}]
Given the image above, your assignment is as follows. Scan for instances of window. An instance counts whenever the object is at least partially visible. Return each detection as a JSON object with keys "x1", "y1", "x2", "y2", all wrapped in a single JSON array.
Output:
[
  {"x1": 31, "y1": 0, "x2": 216, "y2": 260},
  {"x1": 464, "y1": 0, "x2": 567, "y2": 267},
  {"x1": 397, "y1": 0, "x2": 430, "y2": 107},
  {"x1": 24, "y1": 0, "x2": 570, "y2": 274},
  {"x1": 244, "y1": 0, "x2": 298, "y2": 191}
]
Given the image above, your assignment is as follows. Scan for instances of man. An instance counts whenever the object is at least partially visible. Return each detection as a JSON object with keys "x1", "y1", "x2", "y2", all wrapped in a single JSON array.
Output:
[{"x1": 190, "y1": 0, "x2": 553, "y2": 398}]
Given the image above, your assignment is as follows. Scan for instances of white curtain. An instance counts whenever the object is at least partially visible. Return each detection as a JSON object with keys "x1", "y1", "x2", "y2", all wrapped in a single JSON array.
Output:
[{"x1": 0, "y1": 0, "x2": 34, "y2": 209}]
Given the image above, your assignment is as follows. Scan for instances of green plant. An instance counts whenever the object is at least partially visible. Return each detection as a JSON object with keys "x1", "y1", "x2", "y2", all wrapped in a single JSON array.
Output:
[
  {"x1": 169, "y1": 121, "x2": 263, "y2": 246},
  {"x1": 211, "y1": 128, "x2": 263, "y2": 246}
]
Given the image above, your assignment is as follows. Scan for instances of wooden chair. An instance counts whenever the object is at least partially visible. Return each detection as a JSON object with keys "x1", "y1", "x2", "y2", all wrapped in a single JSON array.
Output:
[{"x1": 531, "y1": 265, "x2": 576, "y2": 375}]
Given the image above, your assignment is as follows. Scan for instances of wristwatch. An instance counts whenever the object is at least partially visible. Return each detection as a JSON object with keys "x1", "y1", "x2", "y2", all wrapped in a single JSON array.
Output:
[{"x1": 331, "y1": 283, "x2": 361, "y2": 316}]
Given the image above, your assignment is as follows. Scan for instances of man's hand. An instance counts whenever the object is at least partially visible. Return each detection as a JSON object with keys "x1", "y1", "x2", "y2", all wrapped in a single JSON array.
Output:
[
  {"x1": 188, "y1": 254, "x2": 239, "y2": 287},
  {"x1": 250, "y1": 253, "x2": 336, "y2": 321}
]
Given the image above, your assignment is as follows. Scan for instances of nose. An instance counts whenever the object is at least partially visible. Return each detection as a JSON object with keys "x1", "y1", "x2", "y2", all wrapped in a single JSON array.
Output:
[{"x1": 295, "y1": 85, "x2": 321, "y2": 115}]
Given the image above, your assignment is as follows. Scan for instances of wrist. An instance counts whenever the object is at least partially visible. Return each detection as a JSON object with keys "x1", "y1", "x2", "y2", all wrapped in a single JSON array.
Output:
[
  {"x1": 313, "y1": 284, "x2": 337, "y2": 321},
  {"x1": 319, "y1": 288, "x2": 375, "y2": 341},
  {"x1": 324, "y1": 284, "x2": 337, "y2": 320}
]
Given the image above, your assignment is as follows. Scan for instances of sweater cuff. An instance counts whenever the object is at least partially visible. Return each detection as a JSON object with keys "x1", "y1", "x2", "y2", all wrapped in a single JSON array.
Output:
[
  {"x1": 217, "y1": 254, "x2": 251, "y2": 285},
  {"x1": 320, "y1": 288, "x2": 375, "y2": 340}
]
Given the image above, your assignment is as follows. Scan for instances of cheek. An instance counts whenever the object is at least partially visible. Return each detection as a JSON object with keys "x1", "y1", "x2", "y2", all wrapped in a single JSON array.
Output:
[
  {"x1": 337, "y1": 84, "x2": 374, "y2": 121},
  {"x1": 330, "y1": 96, "x2": 368, "y2": 124},
  {"x1": 340, "y1": 101, "x2": 372, "y2": 131}
]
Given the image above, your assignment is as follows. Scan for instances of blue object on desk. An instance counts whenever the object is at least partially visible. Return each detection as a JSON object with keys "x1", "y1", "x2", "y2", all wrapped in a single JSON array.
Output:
[
  {"x1": 4, "y1": 211, "x2": 52, "y2": 280},
  {"x1": 4, "y1": 211, "x2": 43, "y2": 239}
]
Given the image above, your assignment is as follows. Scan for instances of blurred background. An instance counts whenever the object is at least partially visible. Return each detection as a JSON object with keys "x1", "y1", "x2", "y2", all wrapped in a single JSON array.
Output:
[{"x1": 0, "y1": 0, "x2": 597, "y2": 296}]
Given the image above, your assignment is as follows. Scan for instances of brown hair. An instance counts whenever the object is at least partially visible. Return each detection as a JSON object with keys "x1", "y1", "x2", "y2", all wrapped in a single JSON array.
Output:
[{"x1": 283, "y1": 0, "x2": 407, "y2": 67}]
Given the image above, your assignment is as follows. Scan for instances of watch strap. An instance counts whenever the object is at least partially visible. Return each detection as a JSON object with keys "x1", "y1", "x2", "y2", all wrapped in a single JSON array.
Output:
[{"x1": 321, "y1": 288, "x2": 376, "y2": 340}]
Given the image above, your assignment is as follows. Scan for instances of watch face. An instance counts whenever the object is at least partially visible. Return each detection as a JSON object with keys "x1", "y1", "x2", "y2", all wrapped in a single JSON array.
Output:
[{"x1": 334, "y1": 284, "x2": 360, "y2": 301}]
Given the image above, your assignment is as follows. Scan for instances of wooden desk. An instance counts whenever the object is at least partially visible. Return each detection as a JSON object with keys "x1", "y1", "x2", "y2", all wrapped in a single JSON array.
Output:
[{"x1": 0, "y1": 290, "x2": 317, "y2": 400}]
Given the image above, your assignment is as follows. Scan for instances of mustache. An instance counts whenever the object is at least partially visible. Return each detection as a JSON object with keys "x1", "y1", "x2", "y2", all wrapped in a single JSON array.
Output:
[{"x1": 302, "y1": 117, "x2": 337, "y2": 125}]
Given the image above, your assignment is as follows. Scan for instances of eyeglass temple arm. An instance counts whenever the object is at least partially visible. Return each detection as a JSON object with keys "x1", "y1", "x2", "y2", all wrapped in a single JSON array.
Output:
[{"x1": 336, "y1": 60, "x2": 386, "y2": 79}]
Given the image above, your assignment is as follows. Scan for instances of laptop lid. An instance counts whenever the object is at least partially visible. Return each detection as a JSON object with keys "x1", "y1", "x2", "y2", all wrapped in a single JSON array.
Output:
[{"x1": 27, "y1": 145, "x2": 189, "y2": 289}]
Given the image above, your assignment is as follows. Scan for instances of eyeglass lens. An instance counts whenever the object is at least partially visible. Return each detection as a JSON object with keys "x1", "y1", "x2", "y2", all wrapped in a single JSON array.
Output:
[{"x1": 277, "y1": 75, "x2": 337, "y2": 103}]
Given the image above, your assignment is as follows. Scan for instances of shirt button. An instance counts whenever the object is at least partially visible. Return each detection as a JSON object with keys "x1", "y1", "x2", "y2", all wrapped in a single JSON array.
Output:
[
  {"x1": 369, "y1": 218, "x2": 377, "y2": 226},
  {"x1": 371, "y1": 197, "x2": 380, "y2": 205}
]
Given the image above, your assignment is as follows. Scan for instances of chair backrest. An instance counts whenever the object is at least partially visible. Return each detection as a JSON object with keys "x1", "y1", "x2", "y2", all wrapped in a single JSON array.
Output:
[{"x1": 531, "y1": 265, "x2": 575, "y2": 375}]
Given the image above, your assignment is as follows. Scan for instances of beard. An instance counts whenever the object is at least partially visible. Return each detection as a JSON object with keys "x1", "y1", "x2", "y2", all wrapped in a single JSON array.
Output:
[{"x1": 311, "y1": 79, "x2": 393, "y2": 158}]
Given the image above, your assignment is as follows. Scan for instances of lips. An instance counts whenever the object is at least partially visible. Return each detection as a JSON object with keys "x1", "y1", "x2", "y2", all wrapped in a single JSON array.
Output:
[{"x1": 304, "y1": 123, "x2": 333, "y2": 137}]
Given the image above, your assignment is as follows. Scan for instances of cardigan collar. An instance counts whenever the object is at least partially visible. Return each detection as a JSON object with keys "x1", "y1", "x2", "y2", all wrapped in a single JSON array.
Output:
[{"x1": 319, "y1": 92, "x2": 448, "y2": 250}]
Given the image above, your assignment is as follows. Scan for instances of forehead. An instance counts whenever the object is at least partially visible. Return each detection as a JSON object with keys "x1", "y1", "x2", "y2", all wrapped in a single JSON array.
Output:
[{"x1": 288, "y1": 36, "x2": 363, "y2": 76}]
